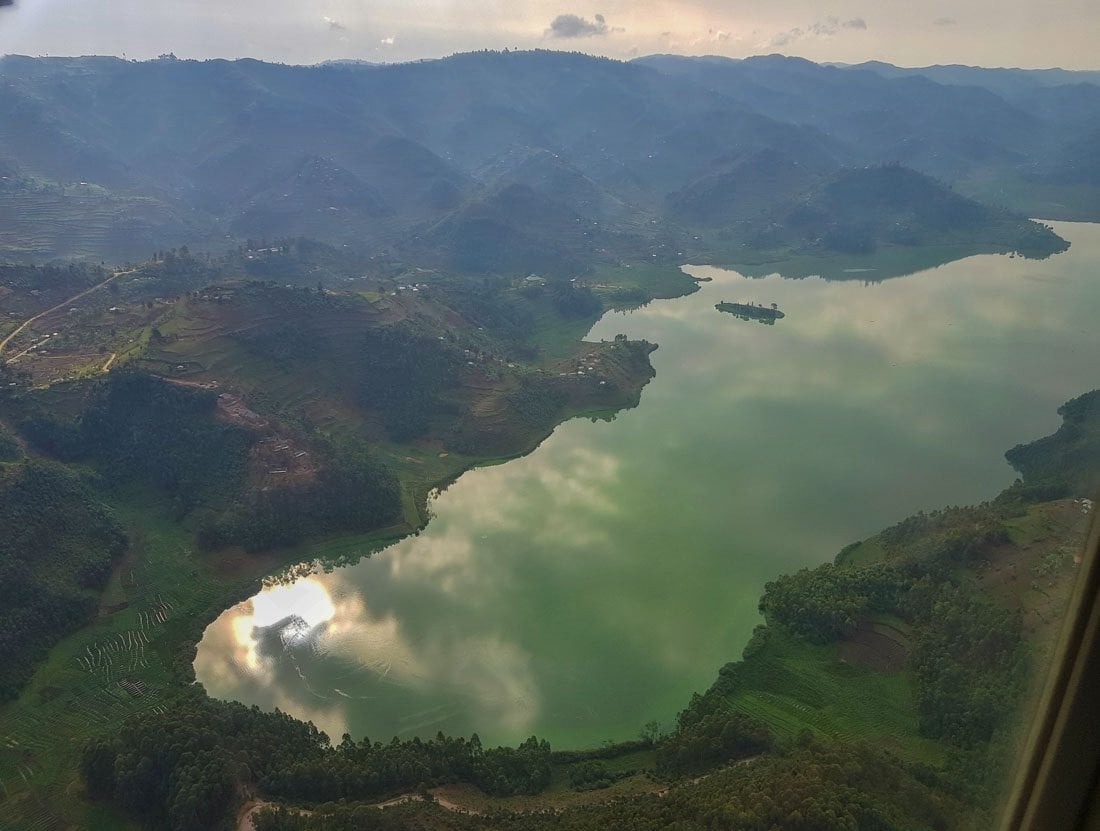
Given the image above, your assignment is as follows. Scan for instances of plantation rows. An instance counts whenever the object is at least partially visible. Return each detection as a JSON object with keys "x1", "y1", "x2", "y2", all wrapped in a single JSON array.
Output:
[
  {"x1": 73, "y1": 599, "x2": 174, "y2": 681},
  {"x1": 0, "y1": 193, "x2": 120, "y2": 258},
  {"x1": 0, "y1": 594, "x2": 180, "y2": 808}
]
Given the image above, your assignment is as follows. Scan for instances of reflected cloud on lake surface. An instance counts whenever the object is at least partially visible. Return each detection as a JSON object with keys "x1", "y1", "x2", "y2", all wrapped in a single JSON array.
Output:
[{"x1": 197, "y1": 222, "x2": 1100, "y2": 748}]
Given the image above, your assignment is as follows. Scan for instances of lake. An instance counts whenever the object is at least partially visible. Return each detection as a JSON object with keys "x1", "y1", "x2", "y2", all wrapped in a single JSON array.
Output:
[{"x1": 195, "y1": 222, "x2": 1100, "y2": 749}]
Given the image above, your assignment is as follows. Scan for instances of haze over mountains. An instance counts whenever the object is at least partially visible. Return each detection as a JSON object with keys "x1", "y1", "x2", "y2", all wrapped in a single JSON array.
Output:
[
  {"x1": 0, "y1": 49, "x2": 1095, "y2": 264},
  {"x1": 2, "y1": 44, "x2": 1100, "y2": 831}
]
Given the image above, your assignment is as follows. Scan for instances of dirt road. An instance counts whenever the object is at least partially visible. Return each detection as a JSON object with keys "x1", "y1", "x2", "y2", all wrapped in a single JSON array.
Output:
[
  {"x1": 235, "y1": 789, "x2": 478, "y2": 829},
  {"x1": 0, "y1": 270, "x2": 130, "y2": 357}
]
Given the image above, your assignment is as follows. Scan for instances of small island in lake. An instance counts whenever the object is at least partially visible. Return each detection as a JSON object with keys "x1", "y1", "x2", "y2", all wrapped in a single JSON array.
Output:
[{"x1": 716, "y1": 301, "x2": 786, "y2": 324}]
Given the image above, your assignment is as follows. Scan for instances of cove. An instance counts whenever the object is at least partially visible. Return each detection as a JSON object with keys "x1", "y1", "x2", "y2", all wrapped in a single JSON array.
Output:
[{"x1": 195, "y1": 221, "x2": 1100, "y2": 750}]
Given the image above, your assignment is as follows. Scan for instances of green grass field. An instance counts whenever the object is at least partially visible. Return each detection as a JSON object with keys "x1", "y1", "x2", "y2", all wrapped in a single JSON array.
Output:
[
  {"x1": 525, "y1": 300, "x2": 598, "y2": 365},
  {"x1": 1004, "y1": 503, "x2": 1060, "y2": 547},
  {"x1": 590, "y1": 263, "x2": 700, "y2": 300},
  {"x1": 723, "y1": 629, "x2": 945, "y2": 765},
  {"x1": 524, "y1": 263, "x2": 697, "y2": 363},
  {"x1": 835, "y1": 537, "x2": 890, "y2": 566}
]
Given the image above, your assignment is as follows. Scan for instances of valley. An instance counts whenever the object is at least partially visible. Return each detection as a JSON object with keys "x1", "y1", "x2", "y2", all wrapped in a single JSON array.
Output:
[{"x1": 0, "y1": 49, "x2": 1097, "y2": 831}]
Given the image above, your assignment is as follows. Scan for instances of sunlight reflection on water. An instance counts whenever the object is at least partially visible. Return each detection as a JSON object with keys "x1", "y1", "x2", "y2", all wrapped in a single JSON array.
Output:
[{"x1": 197, "y1": 222, "x2": 1100, "y2": 748}]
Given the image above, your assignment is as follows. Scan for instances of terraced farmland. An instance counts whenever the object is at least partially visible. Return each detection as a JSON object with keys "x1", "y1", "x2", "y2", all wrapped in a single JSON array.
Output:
[
  {"x1": 0, "y1": 496, "x2": 286, "y2": 830},
  {"x1": 0, "y1": 184, "x2": 199, "y2": 262}
]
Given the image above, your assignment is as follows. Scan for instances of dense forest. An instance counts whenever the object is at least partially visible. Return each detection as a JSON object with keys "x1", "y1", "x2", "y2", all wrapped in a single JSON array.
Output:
[
  {"x1": 0, "y1": 262, "x2": 107, "y2": 294},
  {"x1": 252, "y1": 737, "x2": 964, "y2": 831},
  {"x1": 196, "y1": 439, "x2": 402, "y2": 551},
  {"x1": 758, "y1": 561, "x2": 1024, "y2": 746},
  {"x1": 356, "y1": 323, "x2": 462, "y2": 441},
  {"x1": 16, "y1": 371, "x2": 253, "y2": 514},
  {"x1": 92, "y1": 688, "x2": 934, "y2": 831},
  {"x1": 11, "y1": 371, "x2": 403, "y2": 551},
  {"x1": 82, "y1": 690, "x2": 553, "y2": 830},
  {"x1": 1005, "y1": 389, "x2": 1100, "y2": 498}
]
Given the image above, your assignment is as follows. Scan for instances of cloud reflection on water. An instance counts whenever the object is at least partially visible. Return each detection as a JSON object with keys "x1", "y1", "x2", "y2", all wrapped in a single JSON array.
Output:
[{"x1": 197, "y1": 223, "x2": 1100, "y2": 748}]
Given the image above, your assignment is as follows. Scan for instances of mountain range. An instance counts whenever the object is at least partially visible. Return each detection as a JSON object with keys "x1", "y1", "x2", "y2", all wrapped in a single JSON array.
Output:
[{"x1": 0, "y1": 49, "x2": 1094, "y2": 264}]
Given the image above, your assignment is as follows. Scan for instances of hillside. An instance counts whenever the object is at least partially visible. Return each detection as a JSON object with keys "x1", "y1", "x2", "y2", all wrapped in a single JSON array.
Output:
[
  {"x1": 638, "y1": 53, "x2": 1100, "y2": 220},
  {"x1": 1005, "y1": 390, "x2": 1100, "y2": 498},
  {"x1": 0, "y1": 241, "x2": 691, "y2": 536},
  {"x1": 0, "y1": 240, "x2": 698, "y2": 829},
  {"x1": 0, "y1": 47, "x2": 1094, "y2": 831},
  {"x1": 0, "y1": 459, "x2": 128, "y2": 702},
  {"x1": 0, "y1": 51, "x2": 1085, "y2": 265},
  {"x1": 752, "y1": 165, "x2": 1067, "y2": 257},
  {"x1": 477, "y1": 147, "x2": 635, "y2": 224},
  {"x1": 666, "y1": 147, "x2": 828, "y2": 226}
]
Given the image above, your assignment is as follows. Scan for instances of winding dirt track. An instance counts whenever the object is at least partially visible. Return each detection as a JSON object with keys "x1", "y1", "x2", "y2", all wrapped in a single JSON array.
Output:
[
  {"x1": 0, "y1": 269, "x2": 130, "y2": 358},
  {"x1": 235, "y1": 792, "x2": 474, "y2": 831}
]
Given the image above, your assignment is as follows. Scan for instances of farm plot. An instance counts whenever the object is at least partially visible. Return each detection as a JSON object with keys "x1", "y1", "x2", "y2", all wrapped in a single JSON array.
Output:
[{"x1": 723, "y1": 630, "x2": 944, "y2": 765}]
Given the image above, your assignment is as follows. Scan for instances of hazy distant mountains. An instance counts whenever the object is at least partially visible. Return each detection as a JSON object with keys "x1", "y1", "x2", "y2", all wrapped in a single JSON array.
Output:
[
  {"x1": 846, "y1": 61, "x2": 1100, "y2": 96},
  {"x1": 0, "y1": 50, "x2": 1092, "y2": 264}
]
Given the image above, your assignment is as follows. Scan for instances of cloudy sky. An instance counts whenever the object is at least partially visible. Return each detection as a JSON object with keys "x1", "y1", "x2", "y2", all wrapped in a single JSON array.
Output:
[{"x1": 0, "y1": 0, "x2": 1096, "y2": 70}]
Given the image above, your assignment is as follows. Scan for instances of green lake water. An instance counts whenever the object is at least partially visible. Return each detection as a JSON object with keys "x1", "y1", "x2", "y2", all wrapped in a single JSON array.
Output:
[{"x1": 195, "y1": 221, "x2": 1100, "y2": 749}]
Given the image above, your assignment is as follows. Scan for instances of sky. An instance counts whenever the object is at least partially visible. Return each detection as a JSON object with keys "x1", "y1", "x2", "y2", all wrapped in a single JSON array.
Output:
[{"x1": 0, "y1": 0, "x2": 1096, "y2": 70}]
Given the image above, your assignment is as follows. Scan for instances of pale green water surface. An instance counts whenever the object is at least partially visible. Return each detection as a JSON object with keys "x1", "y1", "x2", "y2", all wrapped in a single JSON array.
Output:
[{"x1": 195, "y1": 222, "x2": 1100, "y2": 748}]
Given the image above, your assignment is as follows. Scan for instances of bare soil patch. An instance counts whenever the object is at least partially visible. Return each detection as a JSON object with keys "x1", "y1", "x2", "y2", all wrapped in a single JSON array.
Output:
[{"x1": 838, "y1": 619, "x2": 910, "y2": 672}]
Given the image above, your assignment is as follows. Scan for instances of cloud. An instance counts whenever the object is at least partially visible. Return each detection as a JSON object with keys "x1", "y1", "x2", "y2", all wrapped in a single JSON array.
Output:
[
  {"x1": 770, "y1": 28, "x2": 801, "y2": 47},
  {"x1": 546, "y1": 13, "x2": 619, "y2": 38},
  {"x1": 771, "y1": 16, "x2": 867, "y2": 47},
  {"x1": 658, "y1": 27, "x2": 742, "y2": 50},
  {"x1": 933, "y1": 16, "x2": 957, "y2": 26},
  {"x1": 322, "y1": 16, "x2": 345, "y2": 32}
]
